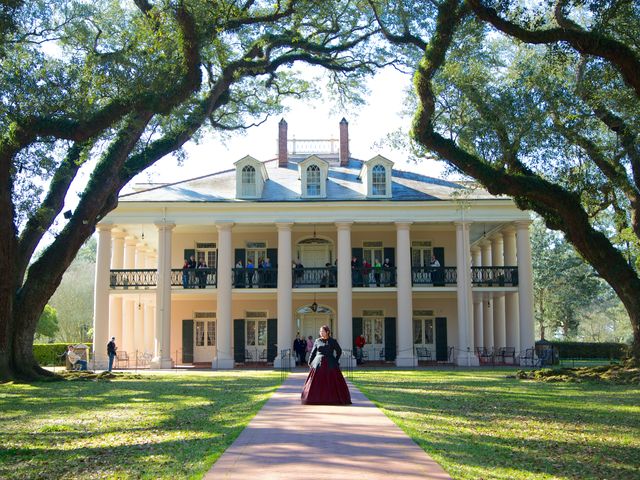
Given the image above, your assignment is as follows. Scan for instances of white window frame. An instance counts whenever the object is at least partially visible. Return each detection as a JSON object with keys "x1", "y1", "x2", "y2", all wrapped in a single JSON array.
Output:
[
  {"x1": 360, "y1": 155, "x2": 393, "y2": 198},
  {"x1": 241, "y1": 165, "x2": 256, "y2": 197},
  {"x1": 298, "y1": 155, "x2": 329, "y2": 198}
]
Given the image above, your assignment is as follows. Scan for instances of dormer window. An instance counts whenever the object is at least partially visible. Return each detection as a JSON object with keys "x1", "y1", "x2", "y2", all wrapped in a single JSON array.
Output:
[
  {"x1": 359, "y1": 155, "x2": 393, "y2": 198},
  {"x1": 241, "y1": 165, "x2": 256, "y2": 197},
  {"x1": 234, "y1": 155, "x2": 268, "y2": 199},
  {"x1": 372, "y1": 164, "x2": 386, "y2": 195},
  {"x1": 298, "y1": 155, "x2": 329, "y2": 198},
  {"x1": 306, "y1": 164, "x2": 321, "y2": 196}
]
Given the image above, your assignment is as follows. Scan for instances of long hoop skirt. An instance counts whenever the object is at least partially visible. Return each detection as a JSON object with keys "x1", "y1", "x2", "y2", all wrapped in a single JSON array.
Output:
[{"x1": 301, "y1": 357, "x2": 352, "y2": 405}]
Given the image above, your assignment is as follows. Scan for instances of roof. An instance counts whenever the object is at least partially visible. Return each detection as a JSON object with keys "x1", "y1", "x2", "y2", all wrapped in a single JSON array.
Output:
[{"x1": 119, "y1": 155, "x2": 499, "y2": 203}]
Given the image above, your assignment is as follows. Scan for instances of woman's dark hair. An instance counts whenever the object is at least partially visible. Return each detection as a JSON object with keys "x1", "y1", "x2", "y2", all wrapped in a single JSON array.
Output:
[{"x1": 320, "y1": 324, "x2": 331, "y2": 336}]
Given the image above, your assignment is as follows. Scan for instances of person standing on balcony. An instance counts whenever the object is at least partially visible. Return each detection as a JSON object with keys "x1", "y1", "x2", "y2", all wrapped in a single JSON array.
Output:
[
  {"x1": 383, "y1": 257, "x2": 393, "y2": 286},
  {"x1": 182, "y1": 259, "x2": 189, "y2": 289},
  {"x1": 362, "y1": 258, "x2": 371, "y2": 287},
  {"x1": 351, "y1": 256, "x2": 360, "y2": 287},
  {"x1": 263, "y1": 257, "x2": 272, "y2": 287},
  {"x1": 247, "y1": 258, "x2": 255, "y2": 287},
  {"x1": 187, "y1": 255, "x2": 197, "y2": 288},
  {"x1": 429, "y1": 255, "x2": 441, "y2": 284},
  {"x1": 197, "y1": 260, "x2": 207, "y2": 288},
  {"x1": 373, "y1": 258, "x2": 382, "y2": 287},
  {"x1": 234, "y1": 260, "x2": 244, "y2": 288}
]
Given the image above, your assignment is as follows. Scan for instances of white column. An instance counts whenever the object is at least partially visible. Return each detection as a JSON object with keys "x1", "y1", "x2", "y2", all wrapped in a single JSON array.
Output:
[
  {"x1": 109, "y1": 231, "x2": 125, "y2": 347},
  {"x1": 214, "y1": 222, "x2": 234, "y2": 368},
  {"x1": 471, "y1": 247, "x2": 484, "y2": 349},
  {"x1": 516, "y1": 220, "x2": 536, "y2": 356},
  {"x1": 481, "y1": 240, "x2": 494, "y2": 349},
  {"x1": 92, "y1": 223, "x2": 112, "y2": 369},
  {"x1": 122, "y1": 237, "x2": 137, "y2": 354},
  {"x1": 395, "y1": 222, "x2": 414, "y2": 366},
  {"x1": 133, "y1": 244, "x2": 146, "y2": 358},
  {"x1": 275, "y1": 222, "x2": 294, "y2": 369},
  {"x1": 336, "y1": 222, "x2": 354, "y2": 361},
  {"x1": 503, "y1": 228, "x2": 520, "y2": 350},
  {"x1": 455, "y1": 222, "x2": 477, "y2": 365},
  {"x1": 151, "y1": 222, "x2": 175, "y2": 368},
  {"x1": 491, "y1": 235, "x2": 506, "y2": 348}
]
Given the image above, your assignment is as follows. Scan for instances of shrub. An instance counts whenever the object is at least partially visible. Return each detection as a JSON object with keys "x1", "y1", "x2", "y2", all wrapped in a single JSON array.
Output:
[
  {"x1": 33, "y1": 343, "x2": 92, "y2": 366},
  {"x1": 548, "y1": 341, "x2": 628, "y2": 359}
]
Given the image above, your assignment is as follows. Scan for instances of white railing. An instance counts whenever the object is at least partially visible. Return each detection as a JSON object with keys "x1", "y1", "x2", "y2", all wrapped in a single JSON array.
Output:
[{"x1": 288, "y1": 138, "x2": 339, "y2": 154}]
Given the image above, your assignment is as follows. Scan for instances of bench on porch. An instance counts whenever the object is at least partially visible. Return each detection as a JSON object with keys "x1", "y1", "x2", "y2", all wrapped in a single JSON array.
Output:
[
  {"x1": 476, "y1": 347, "x2": 494, "y2": 364},
  {"x1": 415, "y1": 347, "x2": 432, "y2": 362},
  {"x1": 495, "y1": 347, "x2": 516, "y2": 364}
]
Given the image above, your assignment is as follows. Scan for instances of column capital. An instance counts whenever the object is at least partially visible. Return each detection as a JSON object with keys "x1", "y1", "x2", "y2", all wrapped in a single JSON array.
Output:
[
  {"x1": 275, "y1": 222, "x2": 294, "y2": 230},
  {"x1": 471, "y1": 245, "x2": 481, "y2": 253},
  {"x1": 154, "y1": 222, "x2": 176, "y2": 231},
  {"x1": 335, "y1": 221, "x2": 353, "y2": 230},
  {"x1": 215, "y1": 222, "x2": 234, "y2": 232},
  {"x1": 514, "y1": 220, "x2": 533, "y2": 229},
  {"x1": 453, "y1": 221, "x2": 472, "y2": 229},
  {"x1": 125, "y1": 236, "x2": 138, "y2": 246},
  {"x1": 479, "y1": 239, "x2": 492, "y2": 249},
  {"x1": 490, "y1": 234, "x2": 504, "y2": 244},
  {"x1": 96, "y1": 222, "x2": 113, "y2": 232},
  {"x1": 501, "y1": 226, "x2": 517, "y2": 235},
  {"x1": 394, "y1": 221, "x2": 413, "y2": 230},
  {"x1": 111, "y1": 228, "x2": 126, "y2": 238}
]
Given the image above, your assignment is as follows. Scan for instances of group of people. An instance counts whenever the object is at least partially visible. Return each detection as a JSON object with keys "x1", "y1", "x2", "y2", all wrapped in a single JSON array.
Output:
[
  {"x1": 351, "y1": 257, "x2": 394, "y2": 287},
  {"x1": 234, "y1": 257, "x2": 275, "y2": 287},
  {"x1": 293, "y1": 334, "x2": 314, "y2": 366},
  {"x1": 182, "y1": 255, "x2": 210, "y2": 289},
  {"x1": 65, "y1": 336, "x2": 118, "y2": 372}
]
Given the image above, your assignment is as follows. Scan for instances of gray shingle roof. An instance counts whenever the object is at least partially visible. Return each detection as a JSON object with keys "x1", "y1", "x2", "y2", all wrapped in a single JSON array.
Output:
[{"x1": 120, "y1": 156, "x2": 497, "y2": 202}]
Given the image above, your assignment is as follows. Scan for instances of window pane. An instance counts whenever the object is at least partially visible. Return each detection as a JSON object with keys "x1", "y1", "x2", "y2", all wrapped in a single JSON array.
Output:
[
  {"x1": 242, "y1": 165, "x2": 256, "y2": 196},
  {"x1": 425, "y1": 319, "x2": 434, "y2": 344},
  {"x1": 196, "y1": 321, "x2": 205, "y2": 347},
  {"x1": 374, "y1": 319, "x2": 383, "y2": 344},
  {"x1": 413, "y1": 320, "x2": 422, "y2": 344},
  {"x1": 257, "y1": 320, "x2": 267, "y2": 346},
  {"x1": 247, "y1": 321, "x2": 256, "y2": 346},
  {"x1": 363, "y1": 320, "x2": 372, "y2": 343},
  {"x1": 372, "y1": 165, "x2": 386, "y2": 195},
  {"x1": 207, "y1": 321, "x2": 216, "y2": 346},
  {"x1": 307, "y1": 164, "x2": 320, "y2": 196}
]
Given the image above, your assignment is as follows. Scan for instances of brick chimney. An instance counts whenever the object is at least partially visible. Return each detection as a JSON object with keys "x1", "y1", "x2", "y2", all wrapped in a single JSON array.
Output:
[
  {"x1": 339, "y1": 117, "x2": 349, "y2": 166},
  {"x1": 278, "y1": 118, "x2": 288, "y2": 168}
]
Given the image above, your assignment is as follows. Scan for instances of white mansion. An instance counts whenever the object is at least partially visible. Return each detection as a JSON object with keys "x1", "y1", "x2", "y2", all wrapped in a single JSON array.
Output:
[{"x1": 92, "y1": 119, "x2": 535, "y2": 368}]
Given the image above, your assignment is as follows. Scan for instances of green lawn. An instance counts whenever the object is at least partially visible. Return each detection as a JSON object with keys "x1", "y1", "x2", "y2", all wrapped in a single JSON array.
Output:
[
  {"x1": 0, "y1": 371, "x2": 282, "y2": 479},
  {"x1": 351, "y1": 369, "x2": 640, "y2": 480}
]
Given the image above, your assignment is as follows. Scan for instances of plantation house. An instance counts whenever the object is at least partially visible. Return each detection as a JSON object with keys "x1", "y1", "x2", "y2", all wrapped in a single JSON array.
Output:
[{"x1": 92, "y1": 119, "x2": 535, "y2": 368}]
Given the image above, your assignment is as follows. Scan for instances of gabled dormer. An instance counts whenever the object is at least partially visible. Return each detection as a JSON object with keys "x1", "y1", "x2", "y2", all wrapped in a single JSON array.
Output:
[
  {"x1": 235, "y1": 155, "x2": 268, "y2": 199},
  {"x1": 359, "y1": 155, "x2": 394, "y2": 198},
  {"x1": 298, "y1": 155, "x2": 329, "y2": 198}
]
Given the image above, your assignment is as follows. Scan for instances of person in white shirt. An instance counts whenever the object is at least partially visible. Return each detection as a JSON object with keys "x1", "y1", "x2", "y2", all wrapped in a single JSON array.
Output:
[{"x1": 67, "y1": 345, "x2": 88, "y2": 370}]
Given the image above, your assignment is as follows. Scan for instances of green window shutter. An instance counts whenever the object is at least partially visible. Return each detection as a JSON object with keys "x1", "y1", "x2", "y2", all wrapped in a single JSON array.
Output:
[
  {"x1": 234, "y1": 249, "x2": 246, "y2": 265},
  {"x1": 267, "y1": 319, "x2": 278, "y2": 362},
  {"x1": 435, "y1": 317, "x2": 448, "y2": 361},
  {"x1": 233, "y1": 319, "x2": 245, "y2": 363},
  {"x1": 182, "y1": 320, "x2": 194, "y2": 363},
  {"x1": 433, "y1": 246, "x2": 445, "y2": 286},
  {"x1": 384, "y1": 317, "x2": 396, "y2": 361},
  {"x1": 184, "y1": 249, "x2": 195, "y2": 262}
]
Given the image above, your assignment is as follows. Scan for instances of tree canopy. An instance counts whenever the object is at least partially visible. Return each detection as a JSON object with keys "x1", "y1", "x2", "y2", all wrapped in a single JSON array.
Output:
[
  {"x1": 0, "y1": 0, "x2": 390, "y2": 380},
  {"x1": 370, "y1": 0, "x2": 640, "y2": 359}
]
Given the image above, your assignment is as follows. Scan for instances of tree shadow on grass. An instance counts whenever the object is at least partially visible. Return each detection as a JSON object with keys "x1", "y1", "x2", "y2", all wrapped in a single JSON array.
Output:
[
  {"x1": 0, "y1": 373, "x2": 282, "y2": 479},
  {"x1": 353, "y1": 370, "x2": 640, "y2": 479}
]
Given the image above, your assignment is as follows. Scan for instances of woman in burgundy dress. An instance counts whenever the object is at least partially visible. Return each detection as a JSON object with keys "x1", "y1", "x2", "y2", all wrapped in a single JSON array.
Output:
[{"x1": 301, "y1": 325, "x2": 352, "y2": 405}]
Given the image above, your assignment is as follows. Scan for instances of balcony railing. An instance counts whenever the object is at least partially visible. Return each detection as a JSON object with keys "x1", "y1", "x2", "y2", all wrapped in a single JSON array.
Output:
[
  {"x1": 411, "y1": 266, "x2": 457, "y2": 286},
  {"x1": 351, "y1": 267, "x2": 396, "y2": 287},
  {"x1": 232, "y1": 268, "x2": 277, "y2": 288},
  {"x1": 110, "y1": 269, "x2": 158, "y2": 288},
  {"x1": 471, "y1": 266, "x2": 518, "y2": 286},
  {"x1": 174, "y1": 268, "x2": 218, "y2": 288},
  {"x1": 109, "y1": 265, "x2": 518, "y2": 289}
]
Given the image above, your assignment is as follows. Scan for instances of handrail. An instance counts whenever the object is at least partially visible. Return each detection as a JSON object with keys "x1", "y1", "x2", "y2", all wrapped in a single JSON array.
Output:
[
  {"x1": 471, "y1": 266, "x2": 518, "y2": 286},
  {"x1": 411, "y1": 266, "x2": 457, "y2": 286}
]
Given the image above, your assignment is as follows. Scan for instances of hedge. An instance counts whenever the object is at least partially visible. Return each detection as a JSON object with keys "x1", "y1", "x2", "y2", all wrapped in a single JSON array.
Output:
[
  {"x1": 543, "y1": 341, "x2": 628, "y2": 360},
  {"x1": 33, "y1": 343, "x2": 92, "y2": 366}
]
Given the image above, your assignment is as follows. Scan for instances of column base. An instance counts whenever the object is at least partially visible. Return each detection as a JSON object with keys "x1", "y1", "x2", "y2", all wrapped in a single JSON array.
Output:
[
  {"x1": 395, "y1": 356, "x2": 417, "y2": 368},
  {"x1": 91, "y1": 359, "x2": 109, "y2": 370},
  {"x1": 455, "y1": 352, "x2": 480, "y2": 366},
  {"x1": 212, "y1": 358, "x2": 235, "y2": 369},
  {"x1": 150, "y1": 357, "x2": 174, "y2": 369}
]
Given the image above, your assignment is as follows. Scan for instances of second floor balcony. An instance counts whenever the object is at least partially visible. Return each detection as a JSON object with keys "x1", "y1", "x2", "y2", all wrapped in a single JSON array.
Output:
[{"x1": 109, "y1": 265, "x2": 518, "y2": 290}]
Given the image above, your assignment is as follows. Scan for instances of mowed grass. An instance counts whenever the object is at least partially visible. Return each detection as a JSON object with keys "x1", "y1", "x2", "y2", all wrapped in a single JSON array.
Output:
[
  {"x1": 351, "y1": 369, "x2": 640, "y2": 480},
  {"x1": 0, "y1": 371, "x2": 282, "y2": 479}
]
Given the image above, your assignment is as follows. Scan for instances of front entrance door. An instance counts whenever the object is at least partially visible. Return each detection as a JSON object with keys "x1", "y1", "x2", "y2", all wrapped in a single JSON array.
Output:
[
  {"x1": 301, "y1": 313, "x2": 333, "y2": 341},
  {"x1": 194, "y1": 319, "x2": 216, "y2": 362},
  {"x1": 300, "y1": 245, "x2": 329, "y2": 268},
  {"x1": 245, "y1": 317, "x2": 268, "y2": 362}
]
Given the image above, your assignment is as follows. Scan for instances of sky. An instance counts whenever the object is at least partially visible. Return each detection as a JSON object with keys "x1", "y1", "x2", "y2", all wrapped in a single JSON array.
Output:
[{"x1": 126, "y1": 66, "x2": 444, "y2": 189}]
